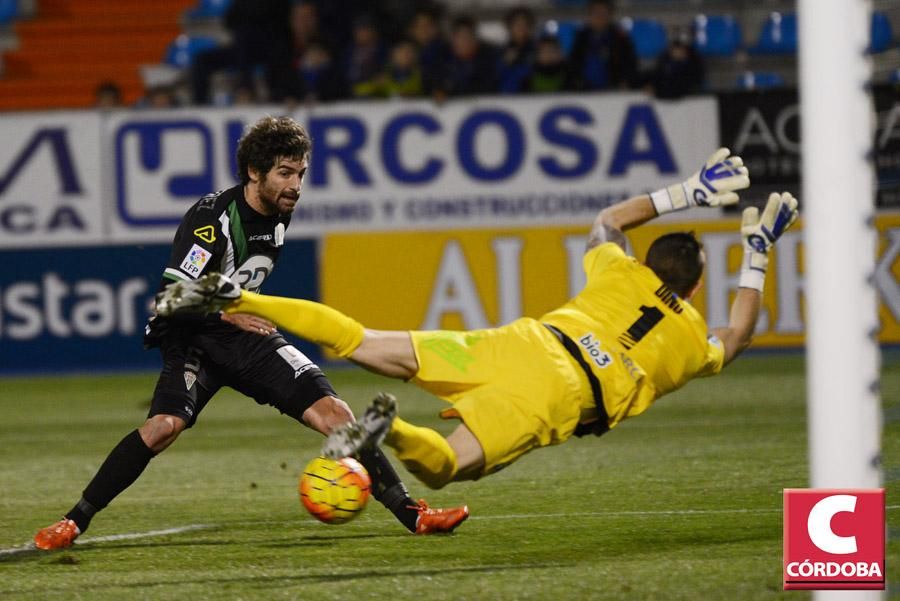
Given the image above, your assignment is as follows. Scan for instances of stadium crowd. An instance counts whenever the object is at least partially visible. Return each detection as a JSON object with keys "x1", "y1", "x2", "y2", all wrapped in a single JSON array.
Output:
[{"x1": 96, "y1": 0, "x2": 706, "y2": 109}]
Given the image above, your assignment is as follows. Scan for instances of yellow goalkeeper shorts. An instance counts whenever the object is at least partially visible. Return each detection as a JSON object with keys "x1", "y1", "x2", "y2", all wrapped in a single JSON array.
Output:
[{"x1": 409, "y1": 317, "x2": 593, "y2": 475}]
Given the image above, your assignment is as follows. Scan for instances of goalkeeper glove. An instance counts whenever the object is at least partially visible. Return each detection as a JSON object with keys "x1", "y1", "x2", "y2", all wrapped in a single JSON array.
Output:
[
  {"x1": 739, "y1": 191, "x2": 800, "y2": 292},
  {"x1": 650, "y1": 148, "x2": 750, "y2": 215}
]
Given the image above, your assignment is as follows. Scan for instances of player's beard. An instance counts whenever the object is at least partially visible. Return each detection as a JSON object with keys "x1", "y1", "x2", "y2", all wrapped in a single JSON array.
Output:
[{"x1": 258, "y1": 175, "x2": 300, "y2": 215}]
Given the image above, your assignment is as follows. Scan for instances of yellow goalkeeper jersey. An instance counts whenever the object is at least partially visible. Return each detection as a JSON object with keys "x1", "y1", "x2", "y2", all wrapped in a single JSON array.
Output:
[{"x1": 541, "y1": 242, "x2": 724, "y2": 427}]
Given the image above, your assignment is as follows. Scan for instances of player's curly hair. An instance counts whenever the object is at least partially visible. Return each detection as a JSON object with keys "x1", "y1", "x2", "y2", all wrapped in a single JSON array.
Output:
[
  {"x1": 645, "y1": 232, "x2": 704, "y2": 298},
  {"x1": 236, "y1": 116, "x2": 312, "y2": 185}
]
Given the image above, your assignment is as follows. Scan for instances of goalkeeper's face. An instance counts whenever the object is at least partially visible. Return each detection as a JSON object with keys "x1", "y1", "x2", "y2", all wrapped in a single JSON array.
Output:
[{"x1": 256, "y1": 157, "x2": 308, "y2": 215}]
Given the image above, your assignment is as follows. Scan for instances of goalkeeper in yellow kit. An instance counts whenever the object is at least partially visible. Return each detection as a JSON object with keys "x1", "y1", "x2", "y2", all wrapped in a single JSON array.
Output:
[{"x1": 158, "y1": 148, "x2": 799, "y2": 490}]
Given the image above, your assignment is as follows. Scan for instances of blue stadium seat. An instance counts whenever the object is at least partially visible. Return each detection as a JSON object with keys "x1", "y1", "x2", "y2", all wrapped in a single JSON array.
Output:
[
  {"x1": 164, "y1": 35, "x2": 220, "y2": 69},
  {"x1": 0, "y1": 0, "x2": 18, "y2": 26},
  {"x1": 543, "y1": 20, "x2": 580, "y2": 56},
  {"x1": 620, "y1": 18, "x2": 668, "y2": 60},
  {"x1": 186, "y1": 0, "x2": 232, "y2": 20},
  {"x1": 737, "y1": 71, "x2": 785, "y2": 90},
  {"x1": 870, "y1": 11, "x2": 894, "y2": 54},
  {"x1": 693, "y1": 14, "x2": 742, "y2": 57},
  {"x1": 750, "y1": 12, "x2": 797, "y2": 55}
]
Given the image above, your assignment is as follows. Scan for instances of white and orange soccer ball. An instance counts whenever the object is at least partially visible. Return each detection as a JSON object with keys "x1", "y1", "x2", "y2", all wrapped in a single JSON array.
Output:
[{"x1": 299, "y1": 456, "x2": 371, "y2": 524}]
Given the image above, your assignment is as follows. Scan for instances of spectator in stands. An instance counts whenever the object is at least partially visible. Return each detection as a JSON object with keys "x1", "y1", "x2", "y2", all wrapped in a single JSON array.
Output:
[
  {"x1": 566, "y1": 0, "x2": 638, "y2": 91},
  {"x1": 190, "y1": 0, "x2": 294, "y2": 105},
  {"x1": 646, "y1": 29, "x2": 705, "y2": 100},
  {"x1": 406, "y1": 5, "x2": 449, "y2": 95},
  {"x1": 94, "y1": 81, "x2": 123, "y2": 109},
  {"x1": 137, "y1": 85, "x2": 180, "y2": 109},
  {"x1": 498, "y1": 6, "x2": 536, "y2": 94},
  {"x1": 528, "y1": 34, "x2": 567, "y2": 94},
  {"x1": 314, "y1": 0, "x2": 401, "y2": 56},
  {"x1": 382, "y1": 39, "x2": 424, "y2": 97},
  {"x1": 289, "y1": 1, "x2": 321, "y2": 59},
  {"x1": 352, "y1": 38, "x2": 424, "y2": 99},
  {"x1": 282, "y1": 1, "x2": 345, "y2": 103},
  {"x1": 372, "y1": 0, "x2": 422, "y2": 45},
  {"x1": 434, "y1": 15, "x2": 498, "y2": 100},
  {"x1": 232, "y1": 86, "x2": 257, "y2": 106},
  {"x1": 346, "y1": 15, "x2": 389, "y2": 98},
  {"x1": 290, "y1": 39, "x2": 348, "y2": 104}
]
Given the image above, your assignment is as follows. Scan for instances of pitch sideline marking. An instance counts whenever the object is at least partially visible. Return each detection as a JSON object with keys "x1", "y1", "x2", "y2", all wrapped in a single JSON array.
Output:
[
  {"x1": 0, "y1": 524, "x2": 212, "y2": 557},
  {"x1": 74, "y1": 523, "x2": 212, "y2": 544}
]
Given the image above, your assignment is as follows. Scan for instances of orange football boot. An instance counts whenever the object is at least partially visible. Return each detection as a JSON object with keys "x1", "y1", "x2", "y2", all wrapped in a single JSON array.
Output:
[
  {"x1": 413, "y1": 500, "x2": 469, "y2": 534},
  {"x1": 34, "y1": 518, "x2": 80, "y2": 550}
]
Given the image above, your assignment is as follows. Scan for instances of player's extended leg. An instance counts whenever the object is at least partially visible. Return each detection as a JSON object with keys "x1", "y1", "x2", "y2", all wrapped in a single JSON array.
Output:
[
  {"x1": 227, "y1": 291, "x2": 420, "y2": 379},
  {"x1": 348, "y1": 330, "x2": 419, "y2": 380},
  {"x1": 33, "y1": 414, "x2": 186, "y2": 550},
  {"x1": 156, "y1": 276, "x2": 420, "y2": 379},
  {"x1": 228, "y1": 290, "x2": 368, "y2": 359},
  {"x1": 387, "y1": 419, "x2": 486, "y2": 488}
]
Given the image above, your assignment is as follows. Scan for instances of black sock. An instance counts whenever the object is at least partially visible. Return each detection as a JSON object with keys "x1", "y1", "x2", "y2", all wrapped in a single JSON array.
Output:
[
  {"x1": 357, "y1": 447, "x2": 419, "y2": 532},
  {"x1": 65, "y1": 429, "x2": 156, "y2": 533}
]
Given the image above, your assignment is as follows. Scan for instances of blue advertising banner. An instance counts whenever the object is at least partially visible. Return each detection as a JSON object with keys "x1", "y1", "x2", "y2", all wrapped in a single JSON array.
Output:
[
  {"x1": 0, "y1": 241, "x2": 319, "y2": 374},
  {"x1": 104, "y1": 95, "x2": 718, "y2": 240},
  {"x1": 0, "y1": 95, "x2": 719, "y2": 248}
]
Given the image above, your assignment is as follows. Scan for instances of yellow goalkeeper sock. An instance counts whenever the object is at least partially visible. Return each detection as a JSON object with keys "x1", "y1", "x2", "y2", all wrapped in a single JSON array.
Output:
[
  {"x1": 226, "y1": 291, "x2": 364, "y2": 358},
  {"x1": 384, "y1": 417, "x2": 458, "y2": 490}
]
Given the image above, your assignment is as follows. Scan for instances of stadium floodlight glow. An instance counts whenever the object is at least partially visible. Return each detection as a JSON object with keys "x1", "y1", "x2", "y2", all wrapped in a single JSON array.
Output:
[{"x1": 799, "y1": 0, "x2": 883, "y2": 598}]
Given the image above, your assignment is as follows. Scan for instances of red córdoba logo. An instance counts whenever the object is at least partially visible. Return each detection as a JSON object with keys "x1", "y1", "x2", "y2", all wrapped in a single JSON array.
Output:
[{"x1": 783, "y1": 489, "x2": 885, "y2": 590}]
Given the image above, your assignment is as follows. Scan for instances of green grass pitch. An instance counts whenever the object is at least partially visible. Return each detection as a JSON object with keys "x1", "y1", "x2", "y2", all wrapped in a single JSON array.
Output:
[{"x1": 1, "y1": 354, "x2": 898, "y2": 600}]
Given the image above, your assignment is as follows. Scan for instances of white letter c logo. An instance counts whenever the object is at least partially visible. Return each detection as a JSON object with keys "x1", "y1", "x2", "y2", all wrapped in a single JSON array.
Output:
[{"x1": 807, "y1": 495, "x2": 857, "y2": 555}]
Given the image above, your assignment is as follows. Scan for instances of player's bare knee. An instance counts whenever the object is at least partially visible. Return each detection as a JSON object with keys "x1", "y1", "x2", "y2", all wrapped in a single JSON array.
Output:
[
  {"x1": 303, "y1": 395, "x2": 354, "y2": 436},
  {"x1": 350, "y1": 330, "x2": 419, "y2": 379},
  {"x1": 446, "y1": 426, "x2": 485, "y2": 482},
  {"x1": 139, "y1": 414, "x2": 186, "y2": 453}
]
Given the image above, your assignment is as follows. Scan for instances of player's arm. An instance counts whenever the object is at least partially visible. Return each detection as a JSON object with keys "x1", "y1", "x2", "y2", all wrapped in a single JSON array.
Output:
[
  {"x1": 586, "y1": 194, "x2": 655, "y2": 250},
  {"x1": 587, "y1": 148, "x2": 750, "y2": 252},
  {"x1": 712, "y1": 192, "x2": 799, "y2": 365},
  {"x1": 711, "y1": 288, "x2": 761, "y2": 366}
]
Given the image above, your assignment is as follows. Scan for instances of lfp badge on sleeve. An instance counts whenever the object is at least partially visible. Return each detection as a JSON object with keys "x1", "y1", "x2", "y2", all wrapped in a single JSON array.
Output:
[{"x1": 783, "y1": 489, "x2": 885, "y2": 590}]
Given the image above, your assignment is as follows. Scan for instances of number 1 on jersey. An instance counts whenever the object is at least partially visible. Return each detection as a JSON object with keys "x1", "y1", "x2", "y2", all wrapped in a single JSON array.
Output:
[{"x1": 618, "y1": 305, "x2": 664, "y2": 349}]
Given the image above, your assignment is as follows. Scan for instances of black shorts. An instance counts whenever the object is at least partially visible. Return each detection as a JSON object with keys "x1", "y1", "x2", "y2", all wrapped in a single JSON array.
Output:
[{"x1": 149, "y1": 322, "x2": 336, "y2": 427}]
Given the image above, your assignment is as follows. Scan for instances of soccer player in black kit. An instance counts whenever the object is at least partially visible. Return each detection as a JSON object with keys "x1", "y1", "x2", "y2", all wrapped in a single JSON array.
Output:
[{"x1": 34, "y1": 117, "x2": 468, "y2": 550}]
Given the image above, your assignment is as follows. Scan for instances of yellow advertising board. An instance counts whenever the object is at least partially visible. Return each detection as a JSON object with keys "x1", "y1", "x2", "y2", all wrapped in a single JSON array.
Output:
[{"x1": 321, "y1": 214, "x2": 900, "y2": 347}]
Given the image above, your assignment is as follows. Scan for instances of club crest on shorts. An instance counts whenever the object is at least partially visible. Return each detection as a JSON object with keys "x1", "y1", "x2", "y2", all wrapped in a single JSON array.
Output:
[{"x1": 184, "y1": 371, "x2": 197, "y2": 390}]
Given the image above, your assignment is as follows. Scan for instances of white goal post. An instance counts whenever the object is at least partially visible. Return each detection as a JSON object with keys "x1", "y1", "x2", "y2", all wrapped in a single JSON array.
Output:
[{"x1": 799, "y1": 0, "x2": 883, "y2": 599}]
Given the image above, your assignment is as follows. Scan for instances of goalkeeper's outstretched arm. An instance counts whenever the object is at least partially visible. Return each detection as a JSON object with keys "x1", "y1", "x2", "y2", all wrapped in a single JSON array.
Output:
[
  {"x1": 712, "y1": 191, "x2": 799, "y2": 365},
  {"x1": 712, "y1": 288, "x2": 761, "y2": 366},
  {"x1": 586, "y1": 148, "x2": 749, "y2": 252}
]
